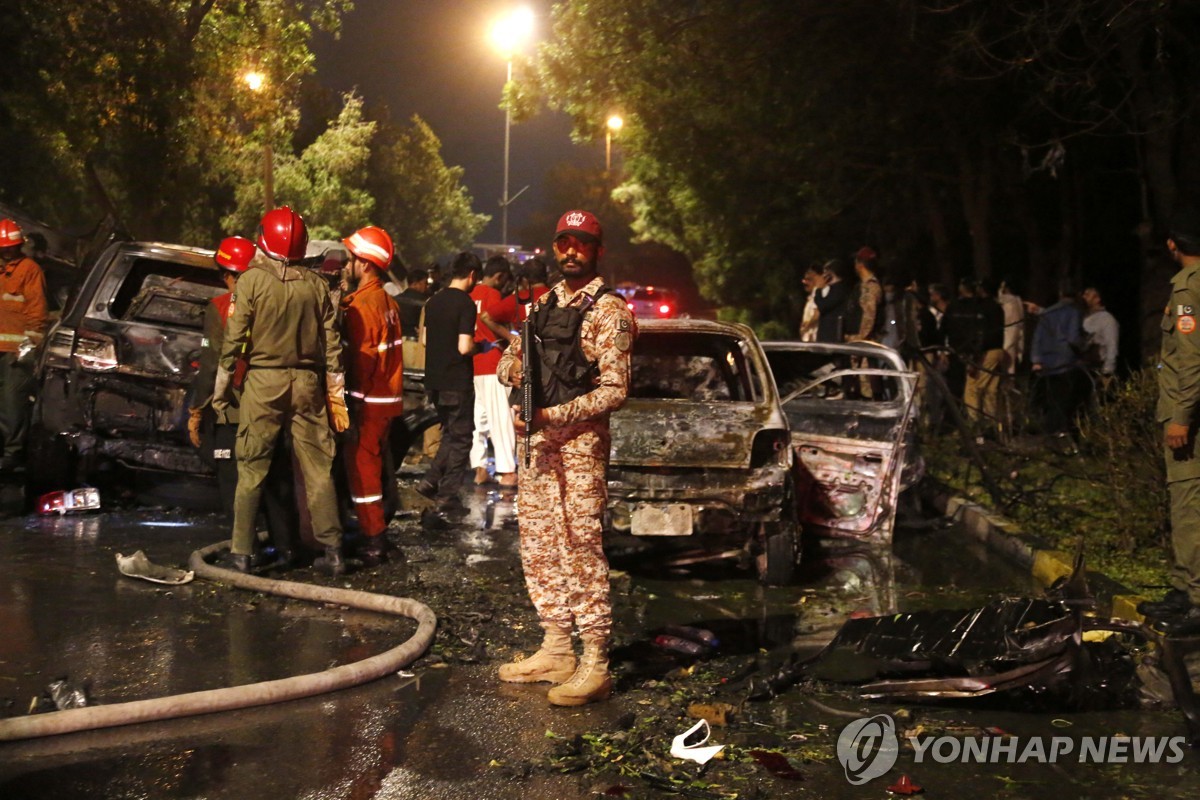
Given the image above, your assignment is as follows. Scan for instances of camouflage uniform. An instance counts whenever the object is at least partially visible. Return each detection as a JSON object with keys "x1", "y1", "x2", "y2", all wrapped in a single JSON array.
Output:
[
  {"x1": 1159, "y1": 259, "x2": 1200, "y2": 603},
  {"x1": 497, "y1": 277, "x2": 636, "y2": 637}
]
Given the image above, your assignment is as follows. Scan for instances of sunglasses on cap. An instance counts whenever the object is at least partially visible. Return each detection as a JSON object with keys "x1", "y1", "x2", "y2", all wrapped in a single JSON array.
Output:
[{"x1": 553, "y1": 233, "x2": 598, "y2": 252}]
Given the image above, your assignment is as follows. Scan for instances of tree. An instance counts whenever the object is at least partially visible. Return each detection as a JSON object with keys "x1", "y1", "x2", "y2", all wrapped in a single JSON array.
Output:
[
  {"x1": 366, "y1": 115, "x2": 489, "y2": 268},
  {"x1": 0, "y1": 0, "x2": 351, "y2": 243},
  {"x1": 224, "y1": 92, "x2": 376, "y2": 241},
  {"x1": 524, "y1": 0, "x2": 1194, "y2": 342}
]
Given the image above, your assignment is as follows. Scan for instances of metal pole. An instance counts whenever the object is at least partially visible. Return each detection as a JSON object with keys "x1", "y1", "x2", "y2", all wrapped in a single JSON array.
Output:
[
  {"x1": 502, "y1": 59, "x2": 512, "y2": 248},
  {"x1": 606, "y1": 130, "x2": 611, "y2": 173},
  {"x1": 264, "y1": 142, "x2": 274, "y2": 213}
]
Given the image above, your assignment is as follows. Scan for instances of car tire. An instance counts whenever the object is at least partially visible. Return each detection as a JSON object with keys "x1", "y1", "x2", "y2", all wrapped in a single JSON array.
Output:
[{"x1": 756, "y1": 521, "x2": 799, "y2": 586}]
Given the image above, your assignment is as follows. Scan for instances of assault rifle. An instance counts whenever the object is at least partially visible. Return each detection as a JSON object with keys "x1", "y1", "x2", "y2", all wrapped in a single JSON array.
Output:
[{"x1": 520, "y1": 315, "x2": 536, "y2": 468}]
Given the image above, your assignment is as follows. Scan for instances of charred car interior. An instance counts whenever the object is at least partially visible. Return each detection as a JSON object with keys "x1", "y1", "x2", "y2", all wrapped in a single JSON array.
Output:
[
  {"x1": 607, "y1": 319, "x2": 799, "y2": 585},
  {"x1": 762, "y1": 341, "x2": 923, "y2": 545}
]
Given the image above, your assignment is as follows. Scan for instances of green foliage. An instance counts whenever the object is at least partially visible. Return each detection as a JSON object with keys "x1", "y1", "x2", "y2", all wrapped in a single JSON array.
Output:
[
  {"x1": 1077, "y1": 370, "x2": 1169, "y2": 553},
  {"x1": 367, "y1": 115, "x2": 489, "y2": 267},
  {"x1": 0, "y1": 0, "x2": 351, "y2": 242},
  {"x1": 926, "y1": 368, "x2": 1171, "y2": 589},
  {"x1": 224, "y1": 92, "x2": 377, "y2": 240}
]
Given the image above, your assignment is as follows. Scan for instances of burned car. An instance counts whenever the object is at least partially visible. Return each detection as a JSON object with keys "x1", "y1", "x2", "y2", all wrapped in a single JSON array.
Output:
[
  {"x1": 607, "y1": 319, "x2": 799, "y2": 585},
  {"x1": 762, "y1": 340, "x2": 922, "y2": 545},
  {"x1": 27, "y1": 240, "x2": 432, "y2": 508}
]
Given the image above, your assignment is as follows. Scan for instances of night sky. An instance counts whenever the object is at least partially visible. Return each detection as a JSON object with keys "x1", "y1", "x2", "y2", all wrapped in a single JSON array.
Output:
[{"x1": 311, "y1": 0, "x2": 593, "y2": 247}]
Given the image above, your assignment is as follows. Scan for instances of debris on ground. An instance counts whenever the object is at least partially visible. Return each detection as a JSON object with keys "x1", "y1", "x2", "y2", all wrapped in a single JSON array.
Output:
[{"x1": 116, "y1": 550, "x2": 195, "y2": 585}]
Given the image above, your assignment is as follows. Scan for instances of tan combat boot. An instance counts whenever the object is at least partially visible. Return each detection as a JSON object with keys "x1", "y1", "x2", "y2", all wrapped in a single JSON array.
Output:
[
  {"x1": 498, "y1": 624, "x2": 576, "y2": 684},
  {"x1": 547, "y1": 635, "x2": 612, "y2": 706}
]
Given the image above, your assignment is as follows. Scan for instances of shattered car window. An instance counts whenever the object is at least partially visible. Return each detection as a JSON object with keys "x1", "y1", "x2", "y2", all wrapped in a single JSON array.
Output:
[
  {"x1": 630, "y1": 332, "x2": 759, "y2": 401},
  {"x1": 110, "y1": 258, "x2": 225, "y2": 330},
  {"x1": 770, "y1": 349, "x2": 901, "y2": 404}
]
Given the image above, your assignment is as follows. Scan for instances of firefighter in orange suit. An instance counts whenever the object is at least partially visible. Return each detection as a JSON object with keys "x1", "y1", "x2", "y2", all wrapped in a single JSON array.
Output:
[
  {"x1": 341, "y1": 225, "x2": 405, "y2": 566},
  {"x1": 0, "y1": 219, "x2": 47, "y2": 471}
]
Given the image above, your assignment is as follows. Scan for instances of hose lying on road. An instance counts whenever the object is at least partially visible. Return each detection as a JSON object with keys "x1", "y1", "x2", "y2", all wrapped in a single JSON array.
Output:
[{"x1": 0, "y1": 540, "x2": 437, "y2": 742}]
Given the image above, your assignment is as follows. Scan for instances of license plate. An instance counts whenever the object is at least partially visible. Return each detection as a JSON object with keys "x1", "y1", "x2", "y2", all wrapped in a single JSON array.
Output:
[{"x1": 631, "y1": 503, "x2": 694, "y2": 536}]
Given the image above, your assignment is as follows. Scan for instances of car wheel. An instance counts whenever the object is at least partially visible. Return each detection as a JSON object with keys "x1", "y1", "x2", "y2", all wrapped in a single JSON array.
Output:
[{"x1": 755, "y1": 521, "x2": 799, "y2": 586}]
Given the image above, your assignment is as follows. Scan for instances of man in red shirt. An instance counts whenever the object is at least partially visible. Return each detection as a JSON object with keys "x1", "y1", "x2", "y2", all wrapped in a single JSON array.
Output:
[
  {"x1": 341, "y1": 226, "x2": 405, "y2": 566},
  {"x1": 470, "y1": 256, "x2": 518, "y2": 487}
]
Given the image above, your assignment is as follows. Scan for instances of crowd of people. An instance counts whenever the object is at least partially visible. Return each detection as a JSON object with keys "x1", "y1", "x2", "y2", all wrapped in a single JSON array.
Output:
[
  {"x1": 798, "y1": 246, "x2": 1122, "y2": 441},
  {"x1": 182, "y1": 206, "x2": 635, "y2": 707}
]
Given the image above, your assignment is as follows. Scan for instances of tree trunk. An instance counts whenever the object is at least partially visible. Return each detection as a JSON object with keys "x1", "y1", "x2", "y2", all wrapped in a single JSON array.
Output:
[
  {"x1": 918, "y1": 174, "x2": 955, "y2": 286},
  {"x1": 956, "y1": 138, "x2": 993, "y2": 280}
]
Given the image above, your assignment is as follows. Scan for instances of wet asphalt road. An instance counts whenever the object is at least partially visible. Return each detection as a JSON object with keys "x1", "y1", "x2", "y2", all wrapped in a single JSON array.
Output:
[{"x1": 1, "y1": 481, "x2": 1200, "y2": 799}]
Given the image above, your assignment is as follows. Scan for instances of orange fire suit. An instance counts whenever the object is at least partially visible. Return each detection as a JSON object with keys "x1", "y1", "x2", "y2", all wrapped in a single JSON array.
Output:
[
  {"x1": 0, "y1": 256, "x2": 47, "y2": 464},
  {"x1": 343, "y1": 269, "x2": 405, "y2": 537}
]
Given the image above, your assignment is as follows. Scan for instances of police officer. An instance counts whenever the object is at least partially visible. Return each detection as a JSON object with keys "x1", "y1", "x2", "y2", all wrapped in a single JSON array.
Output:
[
  {"x1": 341, "y1": 225, "x2": 404, "y2": 566},
  {"x1": 215, "y1": 207, "x2": 348, "y2": 576},
  {"x1": 0, "y1": 219, "x2": 47, "y2": 471},
  {"x1": 496, "y1": 210, "x2": 637, "y2": 706},
  {"x1": 1141, "y1": 209, "x2": 1200, "y2": 633},
  {"x1": 188, "y1": 236, "x2": 297, "y2": 568}
]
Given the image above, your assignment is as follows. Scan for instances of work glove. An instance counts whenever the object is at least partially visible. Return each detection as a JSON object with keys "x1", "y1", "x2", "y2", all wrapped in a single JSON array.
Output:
[
  {"x1": 326, "y1": 372, "x2": 350, "y2": 433},
  {"x1": 187, "y1": 408, "x2": 204, "y2": 448},
  {"x1": 212, "y1": 366, "x2": 234, "y2": 425}
]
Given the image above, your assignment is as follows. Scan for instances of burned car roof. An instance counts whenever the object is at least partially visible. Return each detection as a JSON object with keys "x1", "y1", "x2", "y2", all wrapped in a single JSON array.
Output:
[{"x1": 610, "y1": 319, "x2": 784, "y2": 470}]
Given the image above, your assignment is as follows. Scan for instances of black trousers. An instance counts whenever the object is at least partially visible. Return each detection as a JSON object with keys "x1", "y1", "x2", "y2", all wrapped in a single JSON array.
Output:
[{"x1": 424, "y1": 387, "x2": 475, "y2": 500}]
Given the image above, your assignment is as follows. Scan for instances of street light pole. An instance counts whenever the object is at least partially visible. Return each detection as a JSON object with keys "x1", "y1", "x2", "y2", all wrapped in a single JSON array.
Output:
[
  {"x1": 243, "y1": 70, "x2": 274, "y2": 214},
  {"x1": 490, "y1": 7, "x2": 534, "y2": 250},
  {"x1": 502, "y1": 59, "x2": 512, "y2": 248},
  {"x1": 605, "y1": 114, "x2": 623, "y2": 173}
]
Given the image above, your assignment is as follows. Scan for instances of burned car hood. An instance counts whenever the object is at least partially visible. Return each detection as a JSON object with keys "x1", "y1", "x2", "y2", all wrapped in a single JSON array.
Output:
[{"x1": 610, "y1": 398, "x2": 771, "y2": 469}]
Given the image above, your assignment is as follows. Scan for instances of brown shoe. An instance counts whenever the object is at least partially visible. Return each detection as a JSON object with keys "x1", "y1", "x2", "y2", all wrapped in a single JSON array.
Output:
[
  {"x1": 548, "y1": 635, "x2": 612, "y2": 706},
  {"x1": 474, "y1": 466, "x2": 492, "y2": 485},
  {"x1": 497, "y1": 472, "x2": 518, "y2": 488},
  {"x1": 498, "y1": 624, "x2": 576, "y2": 684}
]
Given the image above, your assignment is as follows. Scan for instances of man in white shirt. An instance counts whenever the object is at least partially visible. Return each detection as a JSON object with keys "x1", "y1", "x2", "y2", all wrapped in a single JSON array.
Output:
[
  {"x1": 997, "y1": 278, "x2": 1026, "y2": 374},
  {"x1": 1082, "y1": 286, "x2": 1119, "y2": 377}
]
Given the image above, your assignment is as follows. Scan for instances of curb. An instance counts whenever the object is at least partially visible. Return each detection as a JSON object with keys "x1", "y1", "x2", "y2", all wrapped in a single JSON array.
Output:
[{"x1": 920, "y1": 480, "x2": 1146, "y2": 624}]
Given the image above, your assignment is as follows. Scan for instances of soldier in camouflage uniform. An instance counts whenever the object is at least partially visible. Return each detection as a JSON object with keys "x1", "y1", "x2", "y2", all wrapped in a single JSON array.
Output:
[
  {"x1": 496, "y1": 210, "x2": 636, "y2": 707},
  {"x1": 1141, "y1": 209, "x2": 1200, "y2": 633}
]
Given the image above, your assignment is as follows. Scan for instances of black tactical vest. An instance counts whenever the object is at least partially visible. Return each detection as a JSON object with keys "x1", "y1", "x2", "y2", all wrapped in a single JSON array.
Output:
[{"x1": 530, "y1": 286, "x2": 611, "y2": 407}]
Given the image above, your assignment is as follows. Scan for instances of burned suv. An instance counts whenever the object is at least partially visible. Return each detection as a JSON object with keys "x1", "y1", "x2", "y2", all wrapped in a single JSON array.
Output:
[
  {"x1": 28, "y1": 241, "x2": 228, "y2": 499},
  {"x1": 27, "y1": 240, "x2": 432, "y2": 508}
]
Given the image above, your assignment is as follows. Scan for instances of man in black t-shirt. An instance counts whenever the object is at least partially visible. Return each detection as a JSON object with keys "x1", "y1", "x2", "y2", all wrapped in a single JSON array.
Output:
[
  {"x1": 417, "y1": 252, "x2": 482, "y2": 513},
  {"x1": 398, "y1": 265, "x2": 432, "y2": 339}
]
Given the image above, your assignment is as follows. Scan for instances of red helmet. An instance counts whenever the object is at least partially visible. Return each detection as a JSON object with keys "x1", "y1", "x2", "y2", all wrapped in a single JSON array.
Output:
[
  {"x1": 0, "y1": 219, "x2": 24, "y2": 248},
  {"x1": 257, "y1": 206, "x2": 308, "y2": 263},
  {"x1": 343, "y1": 225, "x2": 394, "y2": 268},
  {"x1": 214, "y1": 236, "x2": 255, "y2": 273}
]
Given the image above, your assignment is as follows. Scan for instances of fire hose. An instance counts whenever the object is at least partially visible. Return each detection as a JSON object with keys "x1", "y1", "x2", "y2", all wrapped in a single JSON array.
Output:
[{"x1": 0, "y1": 540, "x2": 437, "y2": 742}]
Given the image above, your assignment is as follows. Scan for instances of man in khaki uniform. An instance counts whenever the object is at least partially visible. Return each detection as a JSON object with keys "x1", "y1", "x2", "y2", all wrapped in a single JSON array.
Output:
[
  {"x1": 496, "y1": 210, "x2": 636, "y2": 706},
  {"x1": 215, "y1": 207, "x2": 349, "y2": 576},
  {"x1": 1142, "y1": 209, "x2": 1200, "y2": 633}
]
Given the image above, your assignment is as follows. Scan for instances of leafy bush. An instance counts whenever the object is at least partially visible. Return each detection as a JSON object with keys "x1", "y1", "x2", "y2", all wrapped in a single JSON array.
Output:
[{"x1": 1076, "y1": 369, "x2": 1169, "y2": 553}]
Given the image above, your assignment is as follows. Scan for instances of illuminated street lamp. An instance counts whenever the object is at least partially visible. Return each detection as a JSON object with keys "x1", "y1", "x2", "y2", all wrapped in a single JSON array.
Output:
[
  {"x1": 242, "y1": 70, "x2": 274, "y2": 213},
  {"x1": 605, "y1": 114, "x2": 624, "y2": 172},
  {"x1": 490, "y1": 7, "x2": 535, "y2": 247}
]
